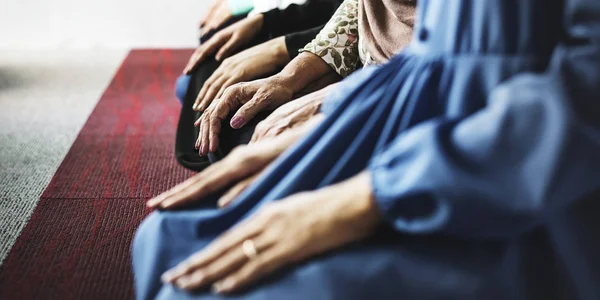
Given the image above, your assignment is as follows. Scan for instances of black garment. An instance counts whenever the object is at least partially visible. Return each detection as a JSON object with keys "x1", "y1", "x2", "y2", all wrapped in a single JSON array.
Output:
[
  {"x1": 175, "y1": 0, "x2": 342, "y2": 171},
  {"x1": 198, "y1": 15, "x2": 247, "y2": 44},
  {"x1": 261, "y1": 0, "x2": 343, "y2": 58},
  {"x1": 175, "y1": 35, "x2": 270, "y2": 171},
  {"x1": 285, "y1": 25, "x2": 325, "y2": 59}
]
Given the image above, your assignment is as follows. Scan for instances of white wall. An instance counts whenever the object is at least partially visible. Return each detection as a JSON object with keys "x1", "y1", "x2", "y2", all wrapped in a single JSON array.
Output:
[{"x1": 0, "y1": 0, "x2": 212, "y2": 50}]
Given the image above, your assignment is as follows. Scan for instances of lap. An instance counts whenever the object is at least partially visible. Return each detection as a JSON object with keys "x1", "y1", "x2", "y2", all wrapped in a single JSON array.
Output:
[{"x1": 135, "y1": 210, "x2": 508, "y2": 300}]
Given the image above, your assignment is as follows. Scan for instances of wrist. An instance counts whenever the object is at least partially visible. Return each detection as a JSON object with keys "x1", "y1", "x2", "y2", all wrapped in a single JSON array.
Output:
[
  {"x1": 329, "y1": 172, "x2": 381, "y2": 235},
  {"x1": 248, "y1": 13, "x2": 264, "y2": 31},
  {"x1": 268, "y1": 36, "x2": 291, "y2": 67}
]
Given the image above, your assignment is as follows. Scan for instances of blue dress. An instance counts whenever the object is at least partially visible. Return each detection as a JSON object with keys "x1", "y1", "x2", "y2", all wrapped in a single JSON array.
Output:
[{"x1": 133, "y1": 0, "x2": 600, "y2": 299}]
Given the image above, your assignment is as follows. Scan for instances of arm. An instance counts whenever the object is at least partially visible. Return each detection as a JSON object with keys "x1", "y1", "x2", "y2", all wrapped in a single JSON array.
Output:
[
  {"x1": 300, "y1": 0, "x2": 360, "y2": 77},
  {"x1": 368, "y1": 0, "x2": 600, "y2": 239}
]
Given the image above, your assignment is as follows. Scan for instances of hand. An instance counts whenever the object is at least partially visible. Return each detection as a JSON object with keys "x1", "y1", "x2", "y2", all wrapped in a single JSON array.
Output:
[
  {"x1": 146, "y1": 124, "x2": 311, "y2": 210},
  {"x1": 194, "y1": 76, "x2": 295, "y2": 156},
  {"x1": 184, "y1": 14, "x2": 264, "y2": 75},
  {"x1": 250, "y1": 84, "x2": 338, "y2": 143},
  {"x1": 199, "y1": 0, "x2": 232, "y2": 33},
  {"x1": 160, "y1": 172, "x2": 381, "y2": 294},
  {"x1": 193, "y1": 37, "x2": 290, "y2": 112}
]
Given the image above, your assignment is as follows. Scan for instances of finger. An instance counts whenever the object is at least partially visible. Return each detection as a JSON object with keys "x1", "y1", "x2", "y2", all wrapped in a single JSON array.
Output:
[
  {"x1": 183, "y1": 48, "x2": 204, "y2": 74},
  {"x1": 230, "y1": 93, "x2": 268, "y2": 129},
  {"x1": 156, "y1": 153, "x2": 254, "y2": 209},
  {"x1": 212, "y1": 247, "x2": 287, "y2": 294},
  {"x1": 208, "y1": 112, "x2": 222, "y2": 153},
  {"x1": 199, "y1": 3, "x2": 218, "y2": 28},
  {"x1": 249, "y1": 123, "x2": 266, "y2": 144},
  {"x1": 215, "y1": 35, "x2": 240, "y2": 61},
  {"x1": 163, "y1": 216, "x2": 267, "y2": 283},
  {"x1": 194, "y1": 115, "x2": 203, "y2": 149},
  {"x1": 199, "y1": 75, "x2": 229, "y2": 113},
  {"x1": 263, "y1": 120, "x2": 294, "y2": 138},
  {"x1": 194, "y1": 71, "x2": 224, "y2": 111},
  {"x1": 185, "y1": 34, "x2": 229, "y2": 74},
  {"x1": 174, "y1": 234, "x2": 275, "y2": 291},
  {"x1": 146, "y1": 163, "x2": 221, "y2": 208},
  {"x1": 218, "y1": 172, "x2": 262, "y2": 207},
  {"x1": 200, "y1": 112, "x2": 211, "y2": 156},
  {"x1": 215, "y1": 76, "x2": 241, "y2": 100}
]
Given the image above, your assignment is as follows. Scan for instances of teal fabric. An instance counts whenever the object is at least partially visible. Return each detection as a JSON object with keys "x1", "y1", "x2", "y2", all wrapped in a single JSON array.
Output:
[{"x1": 228, "y1": 0, "x2": 254, "y2": 16}]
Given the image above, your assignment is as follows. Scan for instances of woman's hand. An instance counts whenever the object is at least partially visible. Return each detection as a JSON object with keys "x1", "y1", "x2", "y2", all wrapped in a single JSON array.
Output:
[
  {"x1": 194, "y1": 76, "x2": 295, "y2": 156},
  {"x1": 251, "y1": 84, "x2": 339, "y2": 143},
  {"x1": 161, "y1": 172, "x2": 382, "y2": 294},
  {"x1": 199, "y1": 0, "x2": 232, "y2": 33},
  {"x1": 184, "y1": 14, "x2": 264, "y2": 75},
  {"x1": 193, "y1": 37, "x2": 290, "y2": 112},
  {"x1": 194, "y1": 52, "x2": 336, "y2": 156},
  {"x1": 146, "y1": 121, "x2": 317, "y2": 210}
]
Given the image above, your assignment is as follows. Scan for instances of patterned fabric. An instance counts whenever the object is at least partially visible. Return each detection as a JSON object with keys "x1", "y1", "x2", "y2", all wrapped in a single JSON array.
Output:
[{"x1": 301, "y1": 0, "x2": 363, "y2": 77}]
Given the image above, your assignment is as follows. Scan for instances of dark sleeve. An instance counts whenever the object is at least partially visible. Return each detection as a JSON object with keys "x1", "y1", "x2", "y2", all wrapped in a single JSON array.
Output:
[
  {"x1": 260, "y1": 0, "x2": 342, "y2": 39},
  {"x1": 284, "y1": 25, "x2": 325, "y2": 59}
]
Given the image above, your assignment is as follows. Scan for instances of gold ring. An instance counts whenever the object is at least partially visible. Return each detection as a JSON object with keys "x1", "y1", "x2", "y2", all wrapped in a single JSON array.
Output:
[{"x1": 242, "y1": 239, "x2": 258, "y2": 259}]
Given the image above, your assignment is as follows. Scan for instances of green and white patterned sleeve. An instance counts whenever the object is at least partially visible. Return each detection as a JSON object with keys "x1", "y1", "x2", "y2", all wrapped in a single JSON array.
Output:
[{"x1": 300, "y1": 0, "x2": 360, "y2": 78}]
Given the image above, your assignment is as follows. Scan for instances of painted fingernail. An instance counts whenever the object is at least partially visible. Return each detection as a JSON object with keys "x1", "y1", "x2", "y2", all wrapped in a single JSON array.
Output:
[{"x1": 230, "y1": 116, "x2": 245, "y2": 129}]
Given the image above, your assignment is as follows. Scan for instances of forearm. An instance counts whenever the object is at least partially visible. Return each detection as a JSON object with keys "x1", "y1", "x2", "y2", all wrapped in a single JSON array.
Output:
[
  {"x1": 272, "y1": 52, "x2": 339, "y2": 95},
  {"x1": 319, "y1": 171, "x2": 381, "y2": 235}
]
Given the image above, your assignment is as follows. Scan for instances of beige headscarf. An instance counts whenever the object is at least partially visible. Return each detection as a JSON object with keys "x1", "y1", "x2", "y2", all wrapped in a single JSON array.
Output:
[{"x1": 359, "y1": 0, "x2": 416, "y2": 63}]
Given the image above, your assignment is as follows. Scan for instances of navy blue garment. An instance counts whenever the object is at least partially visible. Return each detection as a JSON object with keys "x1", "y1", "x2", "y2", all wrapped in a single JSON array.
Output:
[
  {"x1": 133, "y1": 0, "x2": 600, "y2": 299},
  {"x1": 175, "y1": 74, "x2": 191, "y2": 104}
]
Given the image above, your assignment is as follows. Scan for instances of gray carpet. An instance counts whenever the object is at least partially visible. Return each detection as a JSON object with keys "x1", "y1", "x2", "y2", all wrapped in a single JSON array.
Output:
[{"x1": 0, "y1": 50, "x2": 127, "y2": 264}]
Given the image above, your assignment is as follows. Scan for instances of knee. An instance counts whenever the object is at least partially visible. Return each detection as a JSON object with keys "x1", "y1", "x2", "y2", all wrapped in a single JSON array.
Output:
[
  {"x1": 132, "y1": 212, "x2": 169, "y2": 300},
  {"x1": 133, "y1": 211, "x2": 166, "y2": 253},
  {"x1": 174, "y1": 74, "x2": 191, "y2": 104}
]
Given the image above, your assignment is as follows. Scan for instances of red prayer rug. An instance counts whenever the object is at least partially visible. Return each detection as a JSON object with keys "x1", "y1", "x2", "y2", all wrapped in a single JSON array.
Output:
[{"x1": 0, "y1": 49, "x2": 194, "y2": 299}]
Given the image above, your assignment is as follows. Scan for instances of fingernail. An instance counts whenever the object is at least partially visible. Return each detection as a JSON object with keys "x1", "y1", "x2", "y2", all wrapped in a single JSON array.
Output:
[
  {"x1": 230, "y1": 116, "x2": 245, "y2": 129},
  {"x1": 161, "y1": 271, "x2": 176, "y2": 283},
  {"x1": 213, "y1": 278, "x2": 234, "y2": 293},
  {"x1": 192, "y1": 103, "x2": 198, "y2": 111},
  {"x1": 175, "y1": 277, "x2": 190, "y2": 288}
]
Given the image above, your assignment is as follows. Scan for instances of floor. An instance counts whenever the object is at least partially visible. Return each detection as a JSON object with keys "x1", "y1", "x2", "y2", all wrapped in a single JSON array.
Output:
[
  {"x1": 0, "y1": 0, "x2": 211, "y2": 270},
  {"x1": 0, "y1": 50, "x2": 128, "y2": 264}
]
